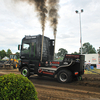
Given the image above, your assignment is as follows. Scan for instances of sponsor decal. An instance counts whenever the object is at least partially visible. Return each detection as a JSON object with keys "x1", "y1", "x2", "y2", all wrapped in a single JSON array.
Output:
[
  {"x1": 50, "y1": 61, "x2": 59, "y2": 66},
  {"x1": 66, "y1": 55, "x2": 79, "y2": 58},
  {"x1": 51, "y1": 66, "x2": 57, "y2": 68},
  {"x1": 51, "y1": 61, "x2": 60, "y2": 64},
  {"x1": 92, "y1": 57, "x2": 97, "y2": 62}
]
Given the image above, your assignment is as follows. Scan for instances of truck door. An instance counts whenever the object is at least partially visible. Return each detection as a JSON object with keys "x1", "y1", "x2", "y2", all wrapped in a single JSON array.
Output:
[
  {"x1": 21, "y1": 40, "x2": 31, "y2": 59},
  {"x1": 30, "y1": 41, "x2": 36, "y2": 59}
]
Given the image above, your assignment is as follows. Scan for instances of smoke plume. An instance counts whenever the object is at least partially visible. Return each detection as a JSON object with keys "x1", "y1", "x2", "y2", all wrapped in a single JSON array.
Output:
[
  {"x1": 48, "y1": 0, "x2": 59, "y2": 37},
  {"x1": 13, "y1": 0, "x2": 59, "y2": 61},
  {"x1": 16, "y1": 0, "x2": 48, "y2": 34},
  {"x1": 15, "y1": 0, "x2": 48, "y2": 62},
  {"x1": 48, "y1": 0, "x2": 59, "y2": 59},
  {"x1": 30, "y1": 0, "x2": 48, "y2": 62},
  {"x1": 32, "y1": 0, "x2": 48, "y2": 34}
]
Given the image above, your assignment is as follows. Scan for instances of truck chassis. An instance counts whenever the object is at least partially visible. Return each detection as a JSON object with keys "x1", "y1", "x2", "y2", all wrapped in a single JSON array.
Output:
[{"x1": 18, "y1": 54, "x2": 85, "y2": 83}]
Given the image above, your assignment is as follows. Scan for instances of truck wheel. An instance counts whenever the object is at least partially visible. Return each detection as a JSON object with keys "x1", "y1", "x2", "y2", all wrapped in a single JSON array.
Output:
[
  {"x1": 57, "y1": 70, "x2": 72, "y2": 83},
  {"x1": 21, "y1": 67, "x2": 30, "y2": 78}
]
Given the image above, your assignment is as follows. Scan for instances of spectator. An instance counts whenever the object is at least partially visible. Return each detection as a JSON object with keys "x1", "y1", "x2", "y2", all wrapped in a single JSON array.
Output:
[
  {"x1": 87, "y1": 60, "x2": 91, "y2": 70},
  {"x1": 88, "y1": 60, "x2": 91, "y2": 66}
]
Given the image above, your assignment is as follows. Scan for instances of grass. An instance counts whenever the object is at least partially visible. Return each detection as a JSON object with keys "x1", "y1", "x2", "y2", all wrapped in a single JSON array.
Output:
[{"x1": 84, "y1": 68, "x2": 100, "y2": 74}]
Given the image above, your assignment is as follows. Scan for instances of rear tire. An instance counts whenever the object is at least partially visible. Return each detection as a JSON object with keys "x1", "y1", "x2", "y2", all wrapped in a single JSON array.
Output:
[
  {"x1": 57, "y1": 70, "x2": 72, "y2": 83},
  {"x1": 21, "y1": 67, "x2": 30, "y2": 78}
]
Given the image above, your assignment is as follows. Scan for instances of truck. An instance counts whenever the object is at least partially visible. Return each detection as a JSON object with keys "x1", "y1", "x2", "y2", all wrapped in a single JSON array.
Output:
[
  {"x1": 84, "y1": 54, "x2": 100, "y2": 67},
  {"x1": 18, "y1": 34, "x2": 85, "y2": 83}
]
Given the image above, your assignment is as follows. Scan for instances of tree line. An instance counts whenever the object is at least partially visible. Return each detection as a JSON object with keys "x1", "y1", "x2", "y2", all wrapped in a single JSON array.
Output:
[
  {"x1": 56, "y1": 42, "x2": 98, "y2": 60},
  {"x1": 0, "y1": 42, "x2": 99, "y2": 60},
  {"x1": 0, "y1": 49, "x2": 19, "y2": 59}
]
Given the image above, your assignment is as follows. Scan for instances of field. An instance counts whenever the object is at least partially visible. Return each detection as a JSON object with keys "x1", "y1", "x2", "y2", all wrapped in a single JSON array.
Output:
[
  {"x1": 84, "y1": 68, "x2": 100, "y2": 74},
  {"x1": 0, "y1": 68, "x2": 100, "y2": 100}
]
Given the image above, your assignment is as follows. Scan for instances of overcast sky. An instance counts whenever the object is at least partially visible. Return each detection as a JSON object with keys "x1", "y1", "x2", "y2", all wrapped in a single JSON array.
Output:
[{"x1": 0, "y1": 0, "x2": 100, "y2": 54}]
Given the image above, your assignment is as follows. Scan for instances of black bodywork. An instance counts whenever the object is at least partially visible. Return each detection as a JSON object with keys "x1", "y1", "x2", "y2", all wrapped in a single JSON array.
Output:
[
  {"x1": 62, "y1": 54, "x2": 85, "y2": 76},
  {"x1": 18, "y1": 35, "x2": 54, "y2": 72},
  {"x1": 20, "y1": 35, "x2": 54, "y2": 61},
  {"x1": 18, "y1": 35, "x2": 85, "y2": 78}
]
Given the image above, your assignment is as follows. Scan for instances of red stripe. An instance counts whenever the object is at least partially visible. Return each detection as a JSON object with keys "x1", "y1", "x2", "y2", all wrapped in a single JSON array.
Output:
[
  {"x1": 42, "y1": 71, "x2": 54, "y2": 75},
  {"x1": 51, "y1": 61, "x2": 60, "y2": 64},
  {"x1": 51, "y1": 66, "x2": 57, "y2": 68}
]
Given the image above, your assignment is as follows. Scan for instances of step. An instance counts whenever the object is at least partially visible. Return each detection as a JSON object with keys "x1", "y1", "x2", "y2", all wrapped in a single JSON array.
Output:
[
  {"x1": 39, "y1": 67, "x2": 57, "y2": 71},
  {"x1": 30, "y1": 72, "x2": 34, "y2": 75},
  {"x1": 30, "y1": 68, "x2": 34, "y2": 70}
]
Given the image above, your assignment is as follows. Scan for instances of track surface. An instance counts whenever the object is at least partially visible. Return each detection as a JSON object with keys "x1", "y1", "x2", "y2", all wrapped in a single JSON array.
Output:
[{"x1": 0, "y1": 69, "x2": 100, "y2": 100}]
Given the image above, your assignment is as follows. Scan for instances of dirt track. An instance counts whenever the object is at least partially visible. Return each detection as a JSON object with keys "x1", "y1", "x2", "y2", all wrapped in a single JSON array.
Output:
[{"x1": 0, "y1": 69, "x2": 100, "y2": 100}]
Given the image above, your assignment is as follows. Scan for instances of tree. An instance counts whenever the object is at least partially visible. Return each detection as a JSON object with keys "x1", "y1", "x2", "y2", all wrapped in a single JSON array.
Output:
[
  {"x1": 0, "y1": 50, "x2": 6, "y2": 59},
  {"x1": 57, "y1": 48, "x2": 68, "y2": 57},
  {"x1": 6, "y1": 49, "x2": 12, "y2": 57},
  {"x1": 15, "y1": 52, "x2": 20, "y2": 59},
  {"x1": 71, "y1": 51, "x2": 79, "y2": 54},
  {"x1": 80, "y1": 42, "x2": 96, "y2": 54},
  {"x1": 97, "y1": 47, "x2": 100, "y2": 54}
]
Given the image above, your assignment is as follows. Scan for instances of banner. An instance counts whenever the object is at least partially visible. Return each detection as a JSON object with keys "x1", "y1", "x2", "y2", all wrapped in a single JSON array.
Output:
[{"x1": 96, "y1": 64, "x2": 100, "y2": 69}]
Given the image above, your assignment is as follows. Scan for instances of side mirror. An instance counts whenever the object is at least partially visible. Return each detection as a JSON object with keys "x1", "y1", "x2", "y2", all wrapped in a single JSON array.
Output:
[{"x1": 18, "y1": 45, "x2": 20, "y2": 50}]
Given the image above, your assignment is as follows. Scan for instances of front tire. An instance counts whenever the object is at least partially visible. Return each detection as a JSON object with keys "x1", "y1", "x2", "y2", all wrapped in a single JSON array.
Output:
[
  {"x1": 57, "y1": 70, "x2": 72, "y2": 83},
  {"x1": 21, "y1": 67, "x2": 30, "y2": 78}
]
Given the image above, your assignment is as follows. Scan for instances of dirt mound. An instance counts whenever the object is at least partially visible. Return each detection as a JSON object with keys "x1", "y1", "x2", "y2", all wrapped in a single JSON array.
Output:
[
  {"x1": 72, "y1": 74, "x2": 100, "y2": 88},
  {"x1": 83, "y1": 74, "x2": 100, "y2": 81}
]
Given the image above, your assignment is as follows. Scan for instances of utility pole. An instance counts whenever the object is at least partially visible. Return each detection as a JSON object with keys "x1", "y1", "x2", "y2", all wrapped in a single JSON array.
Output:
[{"x1": 75, "y1": 9, "x2": 83, "y2": 54}]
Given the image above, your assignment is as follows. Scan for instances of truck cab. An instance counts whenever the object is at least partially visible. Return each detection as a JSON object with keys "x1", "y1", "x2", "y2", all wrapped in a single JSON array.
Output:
[{"x1": 18, "y1": 35, "x2": 85, "y2": 83}]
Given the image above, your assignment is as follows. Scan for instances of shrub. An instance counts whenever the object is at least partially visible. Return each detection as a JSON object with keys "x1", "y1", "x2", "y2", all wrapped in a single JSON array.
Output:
[{"x1": 0, "y1": 73, "x2": 38, "y2": 100}]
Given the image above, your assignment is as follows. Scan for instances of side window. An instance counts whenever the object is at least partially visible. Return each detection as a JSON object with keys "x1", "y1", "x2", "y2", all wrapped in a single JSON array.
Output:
[{"x1": 23, "y1": 43, "x2": 30, "y2": 50}]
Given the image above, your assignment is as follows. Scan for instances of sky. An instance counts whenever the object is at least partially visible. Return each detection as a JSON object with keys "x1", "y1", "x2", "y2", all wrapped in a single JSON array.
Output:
[{"x1": 0, "y1": 0, "x2": 100, "y2": 54}]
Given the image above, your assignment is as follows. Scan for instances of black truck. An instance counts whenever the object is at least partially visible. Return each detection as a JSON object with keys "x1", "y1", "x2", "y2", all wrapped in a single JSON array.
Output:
[{"x1": 18, "y1": 35, "x2": 85, "y2": 83}]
